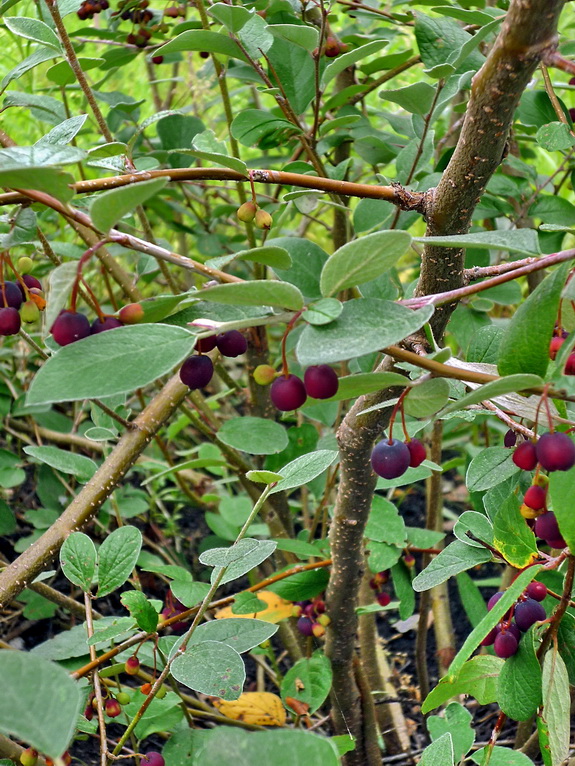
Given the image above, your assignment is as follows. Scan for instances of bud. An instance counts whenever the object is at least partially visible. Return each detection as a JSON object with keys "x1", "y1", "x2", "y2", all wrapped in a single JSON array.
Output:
[
  {"x1": 237, "y1": 201, "x2": 257, "y2": 222},
  {"x1": 253, "y1": 364, "x2": 277, "y2": 385},
  {"x1": 119, "y1": 303, "x2": 145, "y2": 324},
  {"x1": 20, "y1": 300, "x2": 40, "y2": 323},
  {"x1": 254, "y1": 209, "x2": 273, "y2": 230},
  {"x1": 20, "y1": 748, "x2": 38, "y2": 766},
  {"x1": 17, "y1": 257, "x2": 34, "y2": 275}
]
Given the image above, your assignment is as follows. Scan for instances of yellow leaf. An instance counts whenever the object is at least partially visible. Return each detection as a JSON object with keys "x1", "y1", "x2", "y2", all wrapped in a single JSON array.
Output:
[
  {"x1": 215, "y1": 590, "x2": 293, "y2": 624},
  {"x1": 213, "y1": 692, "x2": 287, "y2": 726}
]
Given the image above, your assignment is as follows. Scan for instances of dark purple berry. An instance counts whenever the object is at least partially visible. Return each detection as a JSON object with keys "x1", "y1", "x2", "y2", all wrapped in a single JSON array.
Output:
[
  {"x1": 91, "y1": 317, "x2": 123, "y2": 334},
  {"x1": 17, "y1": 274, "x2": 42, "y2": 299},
  {"x1": 141, "y1": 753, "x2": 165, "y2": 766},
  {"x1": 512, "y1": 441, "x2": 538, "y2": 471},
  {"x1": 303, "y1": 365, "x2": 339, "y2": 399},
  {"x1": 525, "y1": 581, "x2": 547, "y2": 602},
  {"x1": 565, "y1": 354, "x2": 575, "y2": 375},
  {"x1": 0, "y1": 307, "x2": 21, "y2": 336},
  {"x1": 51, "y1": 311, "x2": 91, "y2": 346},
  {"x1": 179, "y1": 355, "x2": 214, "y2": 389},
  {"x1": 536, "y1": 432, "x2": 575, "y2": 472},
  {"x1": 215, "y1": 330, "x2": 247, "y2": 357},
  {"x1": 196, "y1": 335, "x2": 217, "y2": 353},
  {"x1": 535, "y1": 512, "x2": 563, "y2": 543},
  {"x1": 487, "y1": 591, "x2": 504, "y2": 611},
  {"x1": 480, "y1": 627, "x2": 497, "y2": 646},
  {"x1": 296, "y1": 616, "x2": 314, "y2": 637},
  {"x1": 270, "y1": 374, "x2": 307, "y2": 411},
  {"x1": 1, "y1": 281, "x2": 23, "y2": 310},
  {"x1": 371, "y1": 438, "x2": 411, "y2": 480},
  {"x1": 523, "y1": 485, "x2": 546, "y2": 511},
  {"x1": 514, "y1": 598, "x2": 546, "y2": 631},
  {"x1": 497, "y1": 621, "x2": 521, "y2": 642},
  {"x1": 504, "y1": 429, "x2": 517, "y2": 448},
  {"x1": 547, "y1": 538, "x2": 568, "y2": 549},
  {"x1": 494, "y1": 631, "x2": 518, "y2": 658},
  {"x1": 406, "y1": 438, "x2": 426, "y2": 468}
]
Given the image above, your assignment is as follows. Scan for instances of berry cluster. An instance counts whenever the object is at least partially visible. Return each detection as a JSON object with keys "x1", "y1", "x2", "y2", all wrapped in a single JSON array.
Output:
[
  {"x1": 51, "y1": 310, "x2": 123, "y2": 346},
  {"x1": 369, "y1": 569, "x2": 393, "y2": 606},
  {"x1": 0, "y1": 275, "x2": 44, "y2": 337},
  {"x1": 237, "y1": 201, "x2": 273, "y2": 230},
  {"x1": 179, "y1": 330, "x2": 248, "y2": 389},
  {"x1": 312, "y1": 35, "x2": 348, "y2": 58},
  {"x1": 371, "y1": 437, "x2": 426, "y2": 480},
  {"x1": 293, "y1": 597, "x2": 330, "y2": 638},
  {"x1": 482, "y1": 582, "x2": 547, "y2": 658},
  {"x1": 270, "y1": 365, "x2": 339, "y2": 411},
  {"x1": 159, "y1": 588, "x2": 188, "y2": 630},
  {"x1": 549, "y1": 329, "x2": 575, "y2": 374},
  {"x1": 77, "y1": 0, "x2": 109, "y2": 19},
  {"x1": 512, "y1": 432, "x2": 575, "y2": 474},
  {"x1": 23, "y1": 753, "x2": 72, "y2": 766}
]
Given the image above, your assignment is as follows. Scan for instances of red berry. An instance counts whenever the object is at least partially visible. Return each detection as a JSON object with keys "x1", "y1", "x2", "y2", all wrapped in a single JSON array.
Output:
[
  {"x1": 303, "y1": 365, "x2": 339, "y2": 399},
  {"x1": 179, "y1": 355, "x2": 214, "y2": 389},
  {"x1": 565, "y1": 353, "x2": 575, "y2": 375},
  {"x1": 525, "y1": 581, "x2": 547, "y2": 602},
  {"x1": 324, "y1": 36, "x2": 341, "y2": 57},
  {"x1": 550, "y1": 336, "x2": 565, "y2": 360},
  {"x1": 196, "y1": 335, "x2": 217, "y2": 353},
  {"x1": 406, "y1": 438, "x2": 426, "y2": 468},
  {"x1": 125, "y1": 655, "x2": 140, "y2": 675},
  {"x1": 296, "y1": 616, "x2": 314, "y2": 636},
  {"x1": 91, "y1": 317, "x2": 123, "y2": 334},
  {"x1": 376, "y1": 592, "x2": 391, "y2": 607},
  {"x1": 118, "y1": 303, "x2": 145, "y2": 324},
  {"x1": 1, "y1": 281, "x2": 23, "y2": 309},
  {"x1": 371, "y1": 438, "x2": 411, "y2": 480},
  {"x1": 514, "y1": 598, "x2": 546, "y2": 631},
  {"x1": 215, "y1": 330, "x2": 247, "y2": 357},
  {"x1": 270, "y1": 374, "x2": 307, "y2": 411},
  {"x1": 105, "y1": 698, "x2": 122, "y2": 718},
  {"x1": 523, "y1": 485, "x2": 546, "y2": 511},
  {"x1": 142, "y1": 753, "x2": 165, "y2": 766},
  {"x1": 494, "y1": 631, "x2": 518, "y2": 658},
  {"x1": 504, "y1": 429, "x2": 517, "y2": 448},
  {"x1": 536, "y1": 432, "x2": 575, "y2": 472},
  {"x1": 51, "y1": 310, "x2": 91, "y2": 345},
  {"x1": 512, "y1": 441, "x2": 538, "y2": 471},
  {"x1": 152, "y1": 55, "x2": 164, "y2": 64},
  {"x1": 0, "y1": 307, "x2": 21, "y2": 336},
  {"x1": 84, "y1": 704, "x2": 94, "y2": 720}
]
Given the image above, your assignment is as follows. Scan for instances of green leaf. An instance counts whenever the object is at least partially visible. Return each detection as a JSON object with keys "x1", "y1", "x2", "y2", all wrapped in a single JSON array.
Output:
[
  {"x1": 0, "y1": 652, "x2": 82, "y2": 758},
  {"x1": 200, "y1": 539, "x2": 277, "y2": 584},
  {"x1": 446, "y1": 566, "x2": 541, "y2": 682},
  {"x1": 245, "y1": 469, "x2": 284, "y2": 484},
  {"x1": 281, "y1": 652, "x2": 332, "y2": 714},
  {"x1": 382, "y1": 82, "x2": 437, "y2": 115},
  {"x1": 190, "y1": 727, "x2": 340, "y2": 765},
  {"x1": 420, "y1": 733, "x2": 454, "y2": 766},
  {"x1": 90, "y1": 178, "x2": 168, "y2": 233},
  {"x1": 87, "y1": 617, "x2": 136, "y2": 645},
  {"x1": 320, "y1": 231, "x2": 411, "y2": 297},
  {"x1": 218, "y1": 417, "x2": 288, "y2": 455},
  {"x1": 403, "y1": 378, "x2": 450, "y2": 418},
  {"x1": 155, "y1": 30, "x2": 248, "y2": 61},
  {"x1": 266, "y1": 567, "x2": 329, "y2": 601},
  {"x1": 541, "y1": 651, "x2": 570, "y2": 765},
  {"x1": 269, "y1": 24, "x2": 318, "y2": 52},
  {"x1": 170, "y1": 580, "x2": 211, "y2": 608},
  {"x1": 456, "y1": 573, "x2": 488, "y2": 628},
  {"x1": 270, "y1": 237, "x2": 329, "y2": 302},
  {"x1": 60, "y1": 532, "x2": 97, "y2": 592},
  {"x1": 498, "y1": 628, "x2": 542, "y2": 721},
  {"x1": 412, "y1": 541, "x2": 491, "y2": 592},
  {"x1": 297, "y1": 299, "x2": 434, "y2": 365},
  {"x1": 453, "y1": 511, "x2": 493, "y2": 549},
  {"x1": 439, "y1": 374, "x2": 543, "y2": 417},
  {"x1": 466, "y1": 447, "x2": 519, "y2": 492},
  {"x1": 191, "y1": 618, "x2": 277, "y2": 653},
  {"x1": 548, "y1": 465, "x2": 575, "y2": 553},
  {"x1": 207, "y1": 246, "x2": 292, "y2": 271},
  {"x1": 24, "y1": 446, "x2": 97, "y2": 483},
  {"x1": 120, "y1": 590, "x2": 159, "y2": 633},
  {"x1": 422, "y1": 656, "x2": 504, "y2": 713},
  {"x1": 321, "y1": 40, "x2": 388, "y2": 88},
  {"x1": 413, "y1": 229, "x2": 540, "y2": 256},
  {"x1": 45, "y1": 261, "x2": 77, "y2": 332},
  {"x1": 231, "y1": 110, "x2": 302, "y2": 147},
  {"x1": 428, "y1": 702, "x2": 474, "y2": 763},
  {"x1": 557, "y1": 612, "x2": 575, "y2": 685},
  {"x1": 302, "y1": 298, "x2": 343, "y2": 326},
  {"x1": 4, "y1": 16, "x2": 61, "y2": 50},
  {"x1": 365, "y1": 495, "x2": 406, "y2": 545},
  {"x1": 171, "y1": 641, "x2": 245, "y2": 700},
  {"x1": 367, "y1": 541, "x2": 402, "y2": 573},
  {"x1": 536, "y1": 121, "x2": 575, "y2": 152},
  {"x1": 96, "y1": 526, "x2": 142, "y2": 598},
  {"x1": 127, "y1": 692, "x2": 184, "y2": 739},
  {"x1": 269, "y1": 450, "x2": 338, "y2": 495},
  {"x1": 46, "y1": 58, "x2": 104, "y2": 87},
  {"x1": 186, "y1": 129, "x2": 247, "y2": 174},
  {"x1": 498, "y1": 263, "x2": 569, "y2": 378},
  {"x1": 27, "y1": 325, "x2": 195, "y2": 405},
  {"x1": 231, "y1": 591, "x2": 267, "y2": 614},
  {"x1": 267, "y1": 36, "x2": 315, "y2": 114},
  {"x1": 391, "y1": 561, "x2": 415, "y2": 620},
  {"x1": 0, "y1": 166, "x2": 74, "y2": 203},
  {"x1": 199, "y1": 280, "x2": 304, "y2": 311},
  {"x1": 471, "y1": 747, "x2": 535, "y2": 765},
  {"x1": 492, "y1": 496, "x2": 538, "y2": 568},
  {"x1": 0, "y1": 47, "x2": 58, "y2": 92}
]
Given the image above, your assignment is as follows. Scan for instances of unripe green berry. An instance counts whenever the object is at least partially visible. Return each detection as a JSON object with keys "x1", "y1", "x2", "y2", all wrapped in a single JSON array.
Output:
[
  {"x1": 254, "y1": 209, "x2": 273, "y2": 230},
  {"x1": 20, "y1": 300, "x2": 40, "y2": 323},
  {"x1": 20, "y1": 748, "x2": 38, "y2": 766},
  {"x1": 237, "y1": 201, "x2": 257, "y2": 223},
  {"x1": 116, "y1": 692, "x2": 131, "y2": 705},
  {"x1": 17, "y1": 256, "x2": 34, "y2": 275},
  {"x1": 155, "y1": 685, "x2": 167, "y2": 699},
  {"x1": 253, "y1": 364, "x2": 277, "y2": 385}
]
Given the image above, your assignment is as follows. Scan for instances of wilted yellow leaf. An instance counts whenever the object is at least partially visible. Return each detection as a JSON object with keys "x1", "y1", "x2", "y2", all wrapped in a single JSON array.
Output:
[
  {"x1": 215, "y1": 590, "x2": 293, "y2": 624},
  {"x1": 213, "y1": 692, "x2": 287, "y2": 726}
]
